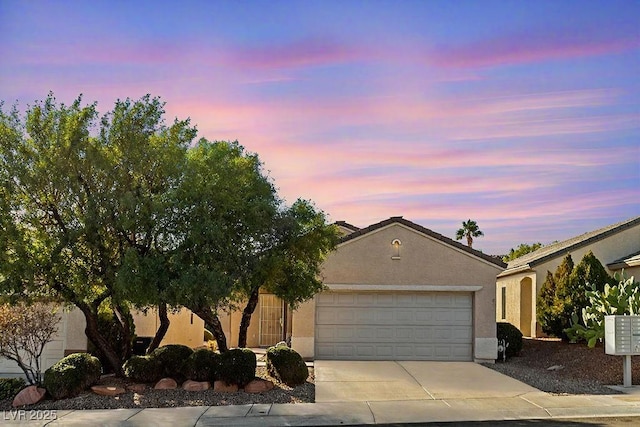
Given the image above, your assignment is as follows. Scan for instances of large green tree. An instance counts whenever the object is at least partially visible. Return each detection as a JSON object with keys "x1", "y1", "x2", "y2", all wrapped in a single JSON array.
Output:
[
  {"x1": 455, "y1": 219, "x2": 484, "y2": 248},
  {"x1": 0, "y1": 94, "x2": 196, "y2": 374}
]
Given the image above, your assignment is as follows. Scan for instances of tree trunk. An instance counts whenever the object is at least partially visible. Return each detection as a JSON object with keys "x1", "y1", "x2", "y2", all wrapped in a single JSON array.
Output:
[
  {"x1": 78, "y1": 303, "x2": 124, "y2": 376},
  {"x1": 238, "y1": 287, "x2": 260, "y2": 348},
  {"x1": 191, "y1": 306, "x2": 228, "y2": 352},
  {"x1": 146, "y1": 302, "x2": 170, "y2": 354},
  {"x1": 112, "y1": 302, "x2": 133, "y2": 361}
]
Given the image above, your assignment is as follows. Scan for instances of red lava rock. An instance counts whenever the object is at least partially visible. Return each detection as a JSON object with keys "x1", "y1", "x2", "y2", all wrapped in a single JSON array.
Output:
[
  {"x1": 182, "y1": 380, "x2": 211, "y2": 391},
  {"x1": 154, "y1": 378, "x2": 178, "y2": 390},
  {"x1": 243, "y1": 379, "x2": 274, "y2": 394},
  {"x1": 12, "y1": 385, "x2": 46, "y2": 407},
  {"x1": 126, "y1": 384, "x2": 146, "y2": 393},
  {"x1": 213, "y1": 380, "x2": 239, "y2": 393},
  {"x1": 91, "y1": 385, "x2": 126, "y2": 396}
]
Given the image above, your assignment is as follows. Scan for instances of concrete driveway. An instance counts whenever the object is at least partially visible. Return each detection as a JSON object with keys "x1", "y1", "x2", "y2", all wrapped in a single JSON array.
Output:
[{"x1": 315, "y1": 361, "x2": 540, "y2": 402}]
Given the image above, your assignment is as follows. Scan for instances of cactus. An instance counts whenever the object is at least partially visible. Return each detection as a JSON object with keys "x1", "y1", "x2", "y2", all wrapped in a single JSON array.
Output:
[{"x1": 565, "y1": 272, "x2": 639, "y2": 347}]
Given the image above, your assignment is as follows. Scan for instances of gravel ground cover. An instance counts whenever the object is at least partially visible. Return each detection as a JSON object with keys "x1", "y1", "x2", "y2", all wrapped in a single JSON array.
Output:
[
  {"x1": 0, "y1": 366, "x2": 314, "y2": 410},
  {"x1": 485, "y1": 338, "x2": 640, "y2": 395}
]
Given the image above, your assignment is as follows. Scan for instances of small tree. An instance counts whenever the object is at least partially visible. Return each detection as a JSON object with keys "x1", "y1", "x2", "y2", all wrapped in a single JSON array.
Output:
[
  {"x1": 537, "y1": 254, "x2": 573, "y2": 338},
  {"x1": 0, "y1": 301, "x2": 60, "y2": 384}
]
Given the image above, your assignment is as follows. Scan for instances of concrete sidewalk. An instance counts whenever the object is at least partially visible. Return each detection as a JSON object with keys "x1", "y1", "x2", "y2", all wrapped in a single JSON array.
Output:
[{"x1": 3, "y1": 392, "x2": 640, "y2": 426}]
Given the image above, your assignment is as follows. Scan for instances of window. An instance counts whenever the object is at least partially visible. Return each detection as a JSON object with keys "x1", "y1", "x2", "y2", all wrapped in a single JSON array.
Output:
[{"x1": 501, "y1": 287, "x2": 507, "y2": 320}]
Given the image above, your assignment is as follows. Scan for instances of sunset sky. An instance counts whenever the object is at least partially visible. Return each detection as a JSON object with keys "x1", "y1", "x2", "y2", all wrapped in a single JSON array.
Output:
[{"x1": 1, "y1": 1, "x2": 638, "y2": 255}]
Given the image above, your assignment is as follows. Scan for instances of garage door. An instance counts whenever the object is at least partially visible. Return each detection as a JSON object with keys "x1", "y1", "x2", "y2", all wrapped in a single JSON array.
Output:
[{"x1": 315, "y1": 291, "x2": 473, "y2": 360}]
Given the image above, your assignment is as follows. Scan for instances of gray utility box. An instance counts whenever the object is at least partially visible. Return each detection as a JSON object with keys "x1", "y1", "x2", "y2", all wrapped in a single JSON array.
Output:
[{"x1": 605, "y1": 315, "x2": 640, "y2": 355}]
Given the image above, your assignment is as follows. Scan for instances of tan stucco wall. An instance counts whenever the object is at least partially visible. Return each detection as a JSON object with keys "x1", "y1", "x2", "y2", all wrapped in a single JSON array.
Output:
[
  {"x1": 318, "y1": 223, "x2": 503, "y2": 361},
  {"x1": 132, "y1": 308, "x2": 205, "y2": 348},
  {"x1": 498, "y1": 222, "x2": 640, "y2": 337},
  {"x1": 65, "y1": 307, "x2": 88, "y2": 352},
  {"x1": 495, "y1": 272, "x2": 537, "y2": 336}
]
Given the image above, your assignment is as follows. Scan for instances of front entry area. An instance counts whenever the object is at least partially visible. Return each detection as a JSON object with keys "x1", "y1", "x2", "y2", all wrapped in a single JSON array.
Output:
[{"x1": 314, "y1": 291, "x2": 473, "y2": 361}]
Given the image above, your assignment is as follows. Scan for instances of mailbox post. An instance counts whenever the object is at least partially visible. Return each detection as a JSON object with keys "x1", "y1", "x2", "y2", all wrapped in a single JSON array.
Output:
[{"x1": 604, "y1": 315, "x2": 640, "y2": 387}]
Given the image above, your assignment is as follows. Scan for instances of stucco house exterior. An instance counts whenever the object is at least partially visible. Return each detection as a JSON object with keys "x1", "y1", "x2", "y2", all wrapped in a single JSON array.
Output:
[
  {"x1": 496, "y1": 215, "x2": 640, "y2": 337},
  {"x1": 220, "y1": 216, "x2": 506, "y2": 362}
]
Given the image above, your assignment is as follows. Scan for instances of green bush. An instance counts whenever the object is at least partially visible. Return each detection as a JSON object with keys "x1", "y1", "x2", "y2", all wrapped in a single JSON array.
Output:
[
  {"x1": 218, "y1": 348, "x2": 256, "y2": 387},
  {"x1": 43, "y1": 353, "x2": 101, "y2": 400},
  {"x1": 266, "y1": 344, "x2": 308, "y2": 386},
  {"x1": 148, "y1": 344, "x2": 193, "y2": 379},
  {"x1": 122, "y1": 355, "x2": 162, "y2": 383},
  {"x1": 204, "y1": 329, "x2": 214, "y2": 342},
  {"x1": 497, "y1": 322, "x2": 523, "y2": 359},
  {"x1": 537, "y1": 252, "x2": 612, "y2": 340},
  {"x1": 0, "y1": 377, "x2": 26, "y2": 400},
  {"x1": 181, "y1": 348, "x2": 220, "y2": 382}
]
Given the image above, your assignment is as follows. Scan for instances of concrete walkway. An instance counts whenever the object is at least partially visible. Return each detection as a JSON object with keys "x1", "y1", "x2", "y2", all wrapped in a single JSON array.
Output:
[{"x1": 4, "y1": 362, "x2": 640, "y2": 426}]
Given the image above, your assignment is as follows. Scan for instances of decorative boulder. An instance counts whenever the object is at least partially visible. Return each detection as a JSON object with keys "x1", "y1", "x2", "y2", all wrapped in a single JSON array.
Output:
[
  {"x1": 91, "y1": 385, "x2": 126, "y2": 396},
  {"x1": 213, "y1": 380, "x2": 238, "y2": 393},
  {"x1": 154, "y1": 378, "x2": 178, "y2": 390},
  {"x1": 182, "y1": 380, "x2": 210, "y2": 391},
  {"x1": 12, "y1": 385, "x2": 46, "y2": 407},
  {"x1": 244, "y1": 379, "x2": 274, "y2": 394},
  {"x1": 126, "y1": 384, "x2": 146, "y2": 393}
]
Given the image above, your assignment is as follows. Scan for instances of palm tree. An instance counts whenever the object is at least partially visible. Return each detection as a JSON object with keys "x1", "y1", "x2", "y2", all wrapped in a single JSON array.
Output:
[{"x1": 455, "y1": 219, "x2": 484, "y2": 248}]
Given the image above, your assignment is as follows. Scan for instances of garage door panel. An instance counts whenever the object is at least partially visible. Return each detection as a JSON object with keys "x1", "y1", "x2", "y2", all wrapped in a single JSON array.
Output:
[{"x1": 315, "y1": 291, "x2": 473, "y2": 361}]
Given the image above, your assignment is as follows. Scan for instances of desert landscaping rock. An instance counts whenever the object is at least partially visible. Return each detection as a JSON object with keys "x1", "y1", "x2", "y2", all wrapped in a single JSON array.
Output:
[
  {"x1": 126, "y1": 384, "x2": 146, "y2": 393},
  {"x1": 91, "y1": 385, "x2": 126, "y2": 396},
  {"x1": 12, "y1": 386, "x2": 46, "y2": 407},
  {"x1": 154, "y1": 378, "x2": 178, "y2": 390},
  {"x1": 0, "y1": 367, "x2": 314, "y2": 410},
  {"x1": 213, "y1": 380, "x2": 239, "y2": 393},
  {"x1": 182, "y1": 380, "x2": 210, "y2": 391},
  {"x1": 244, "y1": 378, "x2": 274, "y2": 393}
]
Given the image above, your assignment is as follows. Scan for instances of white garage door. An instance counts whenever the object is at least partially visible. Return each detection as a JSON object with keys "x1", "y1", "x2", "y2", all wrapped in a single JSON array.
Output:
[{"x1": 315, "y1": 291, "x2": 473, "y2": 360}]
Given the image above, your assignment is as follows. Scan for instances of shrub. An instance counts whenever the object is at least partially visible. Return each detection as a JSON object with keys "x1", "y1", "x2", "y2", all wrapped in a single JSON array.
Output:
[
  {"x1": 149, "y1": 344, "x2": 193, "y2": 379},
  {"x1": 122, "y1": 355, "x2": 162, "y2": 383},
  {"x1": 204, "y1": 329, "x2": 214, "y2": 342},
  {"x1": 181, "y1": 348, "x2": 220, "y2": 382},
  {"x1": 537, "y1": 252, "x2": 613, "y2": 340},
  {"x1": 43, "y1": 353, "x2": 101, "y2": 400},
  {"x1": 266, "y1": 344, "x2": 308, "y2": 386},
  {"x1": 497, "y1": 322, "x2": 523, "y2": 359},
  {"x1": 218, "y1": 348, "x2": 256, "y2": 387},
  {"x1": 0, "y1": 377, "x2": 26, "y2": 400}
]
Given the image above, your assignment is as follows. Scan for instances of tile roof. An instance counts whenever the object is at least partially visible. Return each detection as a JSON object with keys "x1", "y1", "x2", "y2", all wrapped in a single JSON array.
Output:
[
  {"x1": 499, "y1": 215, "x2": 640, "y2": 277},
  {"x1": 334, "y1": 221, "x2": 360, "y2": 232},
  {"x1": 338, "y1": 216, "x2": 506, "y2": 268},
  {"x1": 607, "y1": 249, "x2": 640, "y2": 269}
]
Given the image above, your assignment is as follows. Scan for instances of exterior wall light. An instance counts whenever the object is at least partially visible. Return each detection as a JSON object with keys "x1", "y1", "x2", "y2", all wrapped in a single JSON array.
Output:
[{"x1": 391, "y1": 239, "x2": 401, "y2": 259}]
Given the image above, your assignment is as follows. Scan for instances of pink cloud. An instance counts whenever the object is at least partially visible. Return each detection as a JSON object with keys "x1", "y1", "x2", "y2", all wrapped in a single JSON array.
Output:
[{"x1": 429, "y1": 30, "x2": 640, "y2": 69}]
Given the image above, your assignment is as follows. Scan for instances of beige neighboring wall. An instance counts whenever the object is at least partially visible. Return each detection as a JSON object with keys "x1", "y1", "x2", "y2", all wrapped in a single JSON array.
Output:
[
  {"x1": 64, "y1": 307, "x2": 88, "y2": 354},
  {"x1": 132, "y1": 308, "x2": 204, "y2": 348},
  {"x1": 318, "y1": 220, "x2": 504, "y2": 362}
]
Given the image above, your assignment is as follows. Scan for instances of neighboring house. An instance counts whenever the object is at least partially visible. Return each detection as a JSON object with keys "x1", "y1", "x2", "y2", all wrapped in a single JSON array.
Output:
[
  {"x1": 220, "y1": 216, "x2": 506, "y2": 362},
  {"x1": 496, "y1": 216, "x2": 640, "y2": 337},
  {"x1": 0, "y1": 308, "x2": 87, "y2": 377}
]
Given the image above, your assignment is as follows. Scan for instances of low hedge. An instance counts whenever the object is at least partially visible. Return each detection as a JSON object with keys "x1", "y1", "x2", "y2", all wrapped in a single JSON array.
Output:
[
  {"x1": 181, "y1": 348, "x2": 220, "y2": 382},
  {"x1": 148, "y1": 344, "x2": 194, "y2": 379},
  {"x1": 43, "y1": 353, "x2": 101, "y2": 400},
  {"x1": 0, "y1": 377, "x2": 26, "y2": 400},
  {"x1": 266, "y1": 344, "x2": 308, "y2": 386},
  {"x1": 218, "y1": 348, "x2": 256, "y2": 387},
  {"x1": 497, "y1": 322, "x2": 523, "y2": 359},
  {"x1": 123, "y1": 355, "x2": 162, "y2": 383}
]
